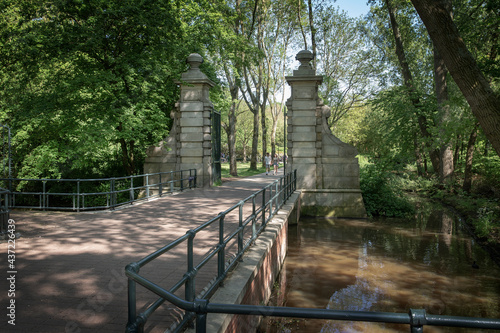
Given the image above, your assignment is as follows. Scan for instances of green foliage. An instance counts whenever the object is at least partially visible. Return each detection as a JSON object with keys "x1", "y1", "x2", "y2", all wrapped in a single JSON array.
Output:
[
  {"x1": 221, "y1": 162, "x2": 267, "y2": 178},
  {"x1": 360, "y1": 157, "x2": 415, "y2": 218},
  {"x1": 0, "y1": 0, "x2": 230, "y2": 179},
  {"x1": 475, "y1": 207, "x2": 497, "y2": 239},
  {"x1": 472, "y1": 154, "x2": 500, "y2": 191}
]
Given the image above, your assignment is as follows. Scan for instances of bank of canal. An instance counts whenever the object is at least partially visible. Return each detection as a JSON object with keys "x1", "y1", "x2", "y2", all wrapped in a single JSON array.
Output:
[{"x1": 260, "y1": 207, "x2": 500, "y2": 332}]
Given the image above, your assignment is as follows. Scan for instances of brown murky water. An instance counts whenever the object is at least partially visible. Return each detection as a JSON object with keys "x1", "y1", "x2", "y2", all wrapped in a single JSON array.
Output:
[{"x1": 260, "y1": 208, "x2": 500, "y2": 332}]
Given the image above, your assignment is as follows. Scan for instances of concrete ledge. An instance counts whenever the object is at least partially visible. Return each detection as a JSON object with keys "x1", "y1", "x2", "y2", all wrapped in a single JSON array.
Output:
[{"x1": 186, "y1": 191, "x2": 301, "y2": 333}]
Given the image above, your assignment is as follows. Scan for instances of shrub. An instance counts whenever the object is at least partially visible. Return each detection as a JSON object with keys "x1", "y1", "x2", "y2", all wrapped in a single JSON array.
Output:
[{"x1": 360, "y1": 162, "x2": 415, "y2": 218}]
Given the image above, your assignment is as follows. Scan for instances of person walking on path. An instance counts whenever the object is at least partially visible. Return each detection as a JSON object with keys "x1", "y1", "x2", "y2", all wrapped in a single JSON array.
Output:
[
  {"x1": 265, "y1": 152, "x2": 271, "y2": 175},
  {"x1": 273, "y1": 154, "x2": 279, "y2": 175}
]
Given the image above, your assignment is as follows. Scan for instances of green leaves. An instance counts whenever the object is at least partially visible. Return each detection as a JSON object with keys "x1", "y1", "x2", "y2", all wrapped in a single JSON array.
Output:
[{"x1": 1, "y1": 0, "x2": 227, "y2": 178}]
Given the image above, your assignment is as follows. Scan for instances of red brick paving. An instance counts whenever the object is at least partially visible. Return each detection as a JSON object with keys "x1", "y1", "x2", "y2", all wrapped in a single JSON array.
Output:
[{"x1": 0, "y1": 172, "x2": 283, "y2": 333}]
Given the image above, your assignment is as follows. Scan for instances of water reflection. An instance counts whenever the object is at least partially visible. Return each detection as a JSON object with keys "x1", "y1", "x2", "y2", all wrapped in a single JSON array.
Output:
[{"x1": 260, "y1": 208, "x2": 500, "y2": 333}]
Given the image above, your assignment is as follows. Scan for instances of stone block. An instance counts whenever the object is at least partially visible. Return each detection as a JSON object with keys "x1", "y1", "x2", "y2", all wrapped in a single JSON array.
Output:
[
  {"x1": 291, "y1": 147, "x2": 316, "y2": 157},
  {"x1": 293, "y1": 164, "x2": 316, "y2": 188},
  {"x1": 180, "y1": 157, "x2": 203, "y2": 164},
  {"x1": 291, "y1": 116, "x2": 316, "y2": 126},
  {"x1": 179, "y1": 101, "x2": 204, "y2": 112},
  {"x1": 181, "y1": 111, "x2": 203, "y2": 118},
  {"x1": 342, "y1": 164, "x2": 360, "y2": 177},
  {"x1": 291, "y1": 132, "x2": 316, "y2": 142},
  {"x1": 292, "y1": 86, "x2": 316, "y2": 100},
  {"x1": 180, "y1": 133, "x2": 203, "y2": 142},
  {"x1": 180, "y1": 148, "x2": 204, "y2": 157},
  {"x1": 323, "y1": 176, "x2": 360, "y2": 189},
  {"x1": 180, "y1": 142, "x2": 202, "y2": 149},
  {"x1": 182, "y1": 90, "x2": 202, "y2": 101},
  {"x1": 182, "y1": 127, "x2": 202, "y2": 133},
  {"x1": 294, "y1": 158, "x2": 316, "y2": 165},
  {"x1": 293, "y1": 110, "x2": 316, "y2": 118},
  {"x1": 292, "y1": 141, "x2": 316, "y2": 149},
  {"x1": 293, "y1": 126, "x2": 316, "y2": 133},
  {"x1": 180, "y1": 117, "x2": 203, "y2": 127}
]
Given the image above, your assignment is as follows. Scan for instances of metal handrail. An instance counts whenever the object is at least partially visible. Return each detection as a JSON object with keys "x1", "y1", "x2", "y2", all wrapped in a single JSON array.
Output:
[
  {"x1": 0, "y1": 169, "x2": 196, "y2": 212},
  {"x1": 125, "y1": 170, "x2": 297, "y2": 333},
  {"x1": 124, "y1": 168, "x2": 500, "y2": 333}
]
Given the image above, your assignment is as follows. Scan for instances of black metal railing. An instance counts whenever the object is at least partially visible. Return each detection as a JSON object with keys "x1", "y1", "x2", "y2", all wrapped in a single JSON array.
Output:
[
  {"x1": 125, "y1": 170, "x2": 297, "y2": 333},
  {"x1": 123, "y1": 168, "x2": 500, "y2": 333},
  {"x1": 0, "y1": 187, "x2": 10, "y2": 237},
  {"x1": 1, "y1": 169, "x2": 196, "y2": 212}
]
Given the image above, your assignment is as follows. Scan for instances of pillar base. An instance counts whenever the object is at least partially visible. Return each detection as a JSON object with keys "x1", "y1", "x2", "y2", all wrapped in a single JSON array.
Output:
[{"x1": 299, "y1": 189, "x2": 367, "y2": 218}]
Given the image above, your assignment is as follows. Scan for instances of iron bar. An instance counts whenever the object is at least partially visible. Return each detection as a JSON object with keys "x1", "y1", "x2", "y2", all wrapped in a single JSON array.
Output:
[{"x1": 1, "y1": 169, "x2": 196, "y2": 211}]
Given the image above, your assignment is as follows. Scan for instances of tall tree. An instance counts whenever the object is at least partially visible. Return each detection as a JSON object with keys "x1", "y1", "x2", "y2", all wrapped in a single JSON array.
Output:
[
  {"x1": 315, "y1": 5, "x2": 381, "y2": 127},
  {"x1": 383, "y1": 0, "x2": 440, "y2": 172},
  {"x1": 410, "y1": 0, "x2": 500, "y2": 157},
  {"x1": 1, "y1": 0, "x2": 225, "y2": 178}
]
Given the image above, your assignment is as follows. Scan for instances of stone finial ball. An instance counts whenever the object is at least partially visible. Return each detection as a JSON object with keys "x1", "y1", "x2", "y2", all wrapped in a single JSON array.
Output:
[
  {"x1": 187, "y1": 53, "x2": 203, "y2": 69},
  {"x1": 296, "y1": 50, "x2": 313, "y2": 63}
]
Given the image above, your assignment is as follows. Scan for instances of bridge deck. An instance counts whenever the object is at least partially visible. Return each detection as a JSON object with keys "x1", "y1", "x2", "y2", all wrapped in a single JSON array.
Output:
[{"x1": 2, "y1": 171, "x2": 283, "y2": 333}]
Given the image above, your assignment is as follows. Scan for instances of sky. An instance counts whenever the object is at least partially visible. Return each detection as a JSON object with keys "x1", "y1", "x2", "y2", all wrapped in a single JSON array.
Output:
[{"x1": 333, "y1": 0, "x2": 371, "y2": 17}]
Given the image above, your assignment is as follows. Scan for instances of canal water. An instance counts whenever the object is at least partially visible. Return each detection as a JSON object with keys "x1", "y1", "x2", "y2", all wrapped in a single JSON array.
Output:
[{"x1": 259, "y1": 207, "x2": 500, "y2": 332}]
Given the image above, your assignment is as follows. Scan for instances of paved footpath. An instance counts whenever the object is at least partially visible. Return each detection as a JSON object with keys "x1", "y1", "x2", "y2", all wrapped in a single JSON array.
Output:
[{"x1": 0, "y1": 171, "x2": 284, "y2": 333}]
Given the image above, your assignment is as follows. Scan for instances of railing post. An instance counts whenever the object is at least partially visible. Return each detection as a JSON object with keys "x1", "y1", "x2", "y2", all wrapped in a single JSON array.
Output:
[
  {"x1": 159, "y1": 173, "x2": 163, "y2": 197},
  {"x1": 180, "y1": 170, "x2": 184, "y2": 191},
  {"x1": 126, "y1": 263, "x2": 139, "y2": 333},
  {"x1": 77, "y1": 180, "x2": 80, "y2": 212},
  {"x1": 269, "y1": 185, "x2": 273, "y2": 219},
  {"x1": 170, "y1": 171, "x2": 174, "y2": 193},
  {"x1": 275, "y1": 180, "x2": 279, "y2": 213},
  {"x1": 238, "y1": 202, "x2": 243, "y2": 255},
  {"x1": 293, "y1": 169, "x2": 297, "y2": 192},
  {"x1": 42, "y1": 180, "x2": 46, "y2": 210},
  {"x1": 218, "y1": 212, "x2": 225, "y2": 282},
  {"x1": 279, "y1": 177, "x2": 284, "y2": 207},
  {"x1": 194, "y1": 299, "x2": 208, "y2": 333},
  {"x1": 111, "y1": 178, "x2": 116, "y2": 209},
  {"x1": 252, "y1": 195, "x2": 257, "y2": 240},
  {"x1": 145, "y1": 174, "x2": 150, "y2": 199},
  {"x1": 194, "y1": 169, "x2": 197, "y2": 188},
  {"x1": 186, "y1": 230, "x2": 196, "y2": 302},
  {"x1": 409, "y1": 309, "x2": 426, "y2": 333},
  {"x1": 130, "y1": 176, "x2": 134, "y2": 203},
  {"x1": 262, "y1": 188, "x2": 266, "y2": 226}
]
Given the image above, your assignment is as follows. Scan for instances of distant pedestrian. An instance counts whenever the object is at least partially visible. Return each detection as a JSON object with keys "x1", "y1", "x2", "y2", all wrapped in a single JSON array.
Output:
[
  {"x1": 273, "y1": 154, "x2": 279, "y2": 175},
  {"x1": 264, "y1": 153, "x2": 271, "y2": 175}
]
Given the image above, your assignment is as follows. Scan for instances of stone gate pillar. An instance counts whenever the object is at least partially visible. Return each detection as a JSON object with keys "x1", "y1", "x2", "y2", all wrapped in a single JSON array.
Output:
[
  {"x1": 286, "y1": 50, "x2": 366, "y2": 217},
  {"x1": 144, "y1": 53, "x2": 215, "y2": 188}
]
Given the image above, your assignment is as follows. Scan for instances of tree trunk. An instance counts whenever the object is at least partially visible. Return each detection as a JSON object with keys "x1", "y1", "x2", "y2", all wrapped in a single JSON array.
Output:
[
  {"x1": 228, "y1": 85, "x2": 238, "y2": 177},
  {"x1": 434, "y1": 42, "x2": 454, "y2": 183},
  {"x1": 385, "y1": 0, "x2": 441, "y2": 172},
  {"x1": 271, "y1": 118, "x2": 278, "y2": 158},
  {"x1": 250, "y1": 110, "x2": 259, "y2": 170},
  {"x1": 463, "y1": 123, "x2": 479, "y2": 193},
  {"x1": 261, "y1": 103, "x2": 267, "y2": 168},
  {"x1": 411, "y1": 0, "x2": 500, "y2": 157},
  {"x1": 307, "y1": 0, "x2": 317, "y2": 69},
  {"x1": 414, "y1": 134, "x2": 424, "y2": 176},
  {"x1": 453, "y1": 134, "x2": 461, "y2": 170}
]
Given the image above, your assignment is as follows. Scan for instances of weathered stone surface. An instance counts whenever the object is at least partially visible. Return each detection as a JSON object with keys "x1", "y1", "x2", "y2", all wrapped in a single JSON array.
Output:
[
  {"x1": 180, "y1": 133, "x2": 203, "y2": 142},
  {"x1": 286, "y1": 50, "x2": 366, "y2": 217},
  {"x1": 180, "y1": 118, "x2": 204, "y2": 127},
  {"x1": 143, "y1": 53, "x2": 214, "y2": 187}
]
